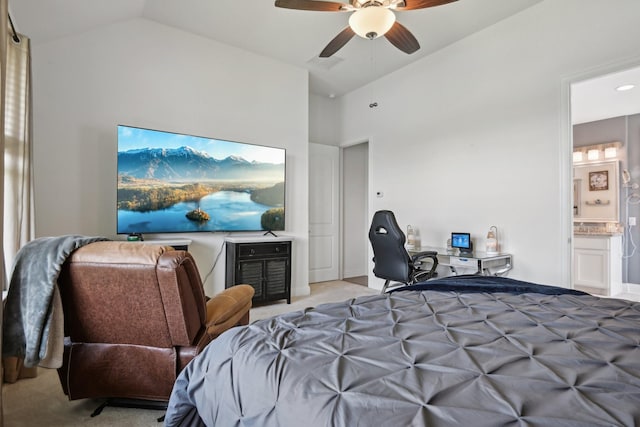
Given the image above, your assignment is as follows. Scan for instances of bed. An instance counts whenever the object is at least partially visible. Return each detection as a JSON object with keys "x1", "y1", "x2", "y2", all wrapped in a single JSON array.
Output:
[{"x1": 164, "y1": 276, "x2": 640, "y2": 426}]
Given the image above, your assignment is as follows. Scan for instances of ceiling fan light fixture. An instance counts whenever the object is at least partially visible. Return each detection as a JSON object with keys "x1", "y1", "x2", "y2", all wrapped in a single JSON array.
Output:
[{"x1": 349, "y1": 7, "x2": 396, "y2": 40}]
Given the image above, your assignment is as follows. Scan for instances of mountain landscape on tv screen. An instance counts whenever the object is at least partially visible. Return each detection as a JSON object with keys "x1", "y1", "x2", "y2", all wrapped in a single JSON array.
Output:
[
  {"x1": 118, "y1": 146, "x2": 284, "y2": 182},
  {"x1": 117, "y1": 146, "x2": 285, "y2": 233}
]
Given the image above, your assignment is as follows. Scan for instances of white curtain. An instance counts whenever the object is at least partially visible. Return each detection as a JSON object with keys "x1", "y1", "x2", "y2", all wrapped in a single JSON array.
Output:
[
  {"x1": 1, "y1": 5, "x2": 7, "y2": 425},
  {"x1": 0, "y1": 6, "x2": 7, "y2": 296},
  {"x1": 3, "y1": 25, "x2": 33, "y2": 289}
]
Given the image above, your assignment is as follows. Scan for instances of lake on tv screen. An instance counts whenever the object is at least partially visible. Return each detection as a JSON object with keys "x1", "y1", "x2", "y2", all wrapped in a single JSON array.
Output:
[{"x1": 118, "y1": 190, "x2": 279, "y2": 233}]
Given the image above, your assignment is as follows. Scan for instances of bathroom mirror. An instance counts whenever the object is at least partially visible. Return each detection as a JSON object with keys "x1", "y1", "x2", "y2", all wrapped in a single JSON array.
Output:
[{"x1": 573, "y1": 160, "x2": 619, "y2": 222}]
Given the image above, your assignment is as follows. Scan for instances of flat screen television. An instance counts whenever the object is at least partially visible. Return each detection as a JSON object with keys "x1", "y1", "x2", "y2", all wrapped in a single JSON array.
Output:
[{"x1": 117, "y1": 125, "x2": 286, "y2": 235}]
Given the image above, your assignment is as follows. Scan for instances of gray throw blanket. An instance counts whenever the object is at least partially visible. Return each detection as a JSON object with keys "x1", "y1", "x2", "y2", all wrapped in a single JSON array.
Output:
[{"x1": 3, "y1": 235, "x2": 108, "y2": 368}]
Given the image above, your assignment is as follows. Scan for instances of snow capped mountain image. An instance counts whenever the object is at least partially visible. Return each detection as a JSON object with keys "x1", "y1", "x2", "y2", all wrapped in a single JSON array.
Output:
[{"x1": 118, "y1": 146, "x2": 283, "y2": 182}]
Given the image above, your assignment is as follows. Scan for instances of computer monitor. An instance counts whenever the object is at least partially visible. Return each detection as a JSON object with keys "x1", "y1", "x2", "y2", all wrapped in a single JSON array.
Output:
[{"x1": 451, "y1": 232, "x2": 473, "y2": 254}]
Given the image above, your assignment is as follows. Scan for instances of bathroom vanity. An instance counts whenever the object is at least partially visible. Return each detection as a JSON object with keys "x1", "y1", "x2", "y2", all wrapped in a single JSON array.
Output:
[
  {"x1": 573, "y1": 160, "x2": 623, "y2": 296},
  {"x1": 573, "y1": 234, "x2": 622, "y2": 296}
]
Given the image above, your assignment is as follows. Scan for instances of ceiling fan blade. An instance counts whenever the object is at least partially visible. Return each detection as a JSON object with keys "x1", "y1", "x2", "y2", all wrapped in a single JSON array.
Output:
[
  {"x1": 319, "y1": 26, "x2": 355, "y2": 57},
  {"x1": 275, "y1": 0, "x2": 347, "y2": 12},
  {"x1": 394, "y1": 0, "x2": 457, "y2": 11},
  {"x1": 384, "y1": 22, "x2": 420, "y2": 54}
]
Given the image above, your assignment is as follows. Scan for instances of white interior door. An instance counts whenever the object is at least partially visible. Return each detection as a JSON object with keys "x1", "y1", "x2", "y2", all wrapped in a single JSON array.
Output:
[{"x1": 309, "y1": 143, "x2": 340, "y2": 283}]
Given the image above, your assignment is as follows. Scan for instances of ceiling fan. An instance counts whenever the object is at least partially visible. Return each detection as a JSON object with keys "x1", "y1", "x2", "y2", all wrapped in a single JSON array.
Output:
[{"x1": 274, "y1": 0, "x2": 458, "y2": 58}]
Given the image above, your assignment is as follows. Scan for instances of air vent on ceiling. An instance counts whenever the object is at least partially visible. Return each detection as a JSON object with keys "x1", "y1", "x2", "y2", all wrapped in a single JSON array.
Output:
[{"x1": 306, "y1": 55, "x2": 344, "y2": 71}]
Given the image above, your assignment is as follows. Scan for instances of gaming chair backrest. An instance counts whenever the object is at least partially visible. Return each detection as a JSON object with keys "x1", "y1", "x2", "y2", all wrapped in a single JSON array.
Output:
[{"x1": 368, "y1": 210, "x2": 412, "y2": 283}]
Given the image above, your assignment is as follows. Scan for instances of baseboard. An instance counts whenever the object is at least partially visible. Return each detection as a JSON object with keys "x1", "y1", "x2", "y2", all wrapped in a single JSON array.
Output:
[
  {"x1": 575, "y1": 285, "x2": 606, "y2": 297},
  {"x1": 624, "y1": 282, "x2": 640, "y2": 293}
]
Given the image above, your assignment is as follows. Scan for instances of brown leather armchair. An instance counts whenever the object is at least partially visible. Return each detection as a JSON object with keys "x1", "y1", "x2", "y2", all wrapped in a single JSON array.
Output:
[{"x1": 56, "y1": 241, "x2": 254, "y2": 406}]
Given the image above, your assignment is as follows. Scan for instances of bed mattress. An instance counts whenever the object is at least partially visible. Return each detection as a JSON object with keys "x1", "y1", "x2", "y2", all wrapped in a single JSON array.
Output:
[{"x1": 165, "y1": 276, "x2": 640, "y2": 426}]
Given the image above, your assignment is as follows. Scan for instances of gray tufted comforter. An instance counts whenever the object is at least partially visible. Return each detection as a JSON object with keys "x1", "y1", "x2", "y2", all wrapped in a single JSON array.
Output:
[{"x1": 164, "y1": 277, "x2": 640, "y2": 427}]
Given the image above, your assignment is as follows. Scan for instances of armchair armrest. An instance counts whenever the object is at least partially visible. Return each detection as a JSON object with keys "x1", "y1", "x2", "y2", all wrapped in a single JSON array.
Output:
[
  {"x1": 205, "y1": 285, "x2": 255, "y2": 339},
  {"x1": 411, "y1": 250, "x2": 437, "y2": 262},
  {"x1": 410, "y1": 251, "x2": 438, "y2": 282}
]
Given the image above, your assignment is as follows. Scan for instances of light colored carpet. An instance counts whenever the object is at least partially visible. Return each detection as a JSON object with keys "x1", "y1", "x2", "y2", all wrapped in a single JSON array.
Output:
[
  {"x1": 250, "y1": 280, "x2": 376, "y2": 321},
  {"x1": 342, "y1": 275, "x2": 368, "y2": 287},
  {"x1": 2, "y1": 281, "x2": 376, "y2": 426}
]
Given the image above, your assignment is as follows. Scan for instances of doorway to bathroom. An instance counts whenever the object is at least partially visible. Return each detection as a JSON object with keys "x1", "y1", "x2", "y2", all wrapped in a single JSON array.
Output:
[{"x1": 570, "y1": 65, "x2": 640, "y2": 293}]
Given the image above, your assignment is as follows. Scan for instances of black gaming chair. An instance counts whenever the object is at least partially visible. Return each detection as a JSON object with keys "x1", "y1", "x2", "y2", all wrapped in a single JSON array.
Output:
[{"x1": 369, "y1": 210, "x2": 438, "y2": 293}]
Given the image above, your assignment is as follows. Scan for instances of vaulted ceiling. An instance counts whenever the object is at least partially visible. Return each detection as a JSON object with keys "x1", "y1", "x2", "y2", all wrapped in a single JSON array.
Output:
[
  {"x1": 10, "y1": 0, "x2": 543, "y2": 97},
  {"x1": 10, "y1": 0, "x2": 640, "y2": 123}
]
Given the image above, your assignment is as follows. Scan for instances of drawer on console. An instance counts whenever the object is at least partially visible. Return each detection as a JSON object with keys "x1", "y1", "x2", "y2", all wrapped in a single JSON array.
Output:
[
  {"x1": 449, "y1": 256, "x2": 477, "y2": 267},
  {"x1": 238, "y1": 243, "x2": 290, "y2": 257}
]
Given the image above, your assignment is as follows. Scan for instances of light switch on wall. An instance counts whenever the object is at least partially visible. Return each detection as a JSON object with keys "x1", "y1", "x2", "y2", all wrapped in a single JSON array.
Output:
[{"x1": 629, "y1": 217, "x2": 636, "y2": 226}]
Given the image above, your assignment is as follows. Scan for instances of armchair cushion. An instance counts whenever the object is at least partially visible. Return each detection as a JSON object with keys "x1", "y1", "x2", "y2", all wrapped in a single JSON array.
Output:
[{"x1": 205, "y1": 285, "x2": 254, "y2": 338}]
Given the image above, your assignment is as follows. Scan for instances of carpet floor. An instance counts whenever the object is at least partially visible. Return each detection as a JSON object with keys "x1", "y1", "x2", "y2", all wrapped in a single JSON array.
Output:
[
  {"x1": 342, "y1": 275, "x2": 368, "y2": 287},
  {"x1": 2, "y1": 280, "x2": 376, "y2": 426}
]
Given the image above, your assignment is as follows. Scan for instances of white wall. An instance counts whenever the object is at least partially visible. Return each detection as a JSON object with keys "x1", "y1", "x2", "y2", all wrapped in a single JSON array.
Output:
[
  {"x1": 334, "y1": 0, "x2": 640, "y2": 289},
  {"x1": 309, "y1": 93, "x2": 340, "y2": 146},
  {"x1": 31, "y1": 18, "x2": 310, "y2": 297}
]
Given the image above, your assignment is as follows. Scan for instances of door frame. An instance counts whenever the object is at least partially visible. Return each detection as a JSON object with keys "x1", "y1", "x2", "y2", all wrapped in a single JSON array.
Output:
[{"x1": 561, "y1": 55, "x2": 640, "y2": 288}]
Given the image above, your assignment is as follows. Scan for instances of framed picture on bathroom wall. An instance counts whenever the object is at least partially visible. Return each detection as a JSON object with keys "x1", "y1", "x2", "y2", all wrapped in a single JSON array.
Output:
[
  {"x1": 573, "y1": 160, "x2": 618, "y2": 222},
  {"x1": 589, "y1": 170, "x2": 608, "y2": 191}
]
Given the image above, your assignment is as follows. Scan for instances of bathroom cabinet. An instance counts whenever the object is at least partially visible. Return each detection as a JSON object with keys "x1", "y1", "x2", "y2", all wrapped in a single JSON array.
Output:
[{"x1": 573, "y1": 235, "x2": 622, "y2": 296}]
